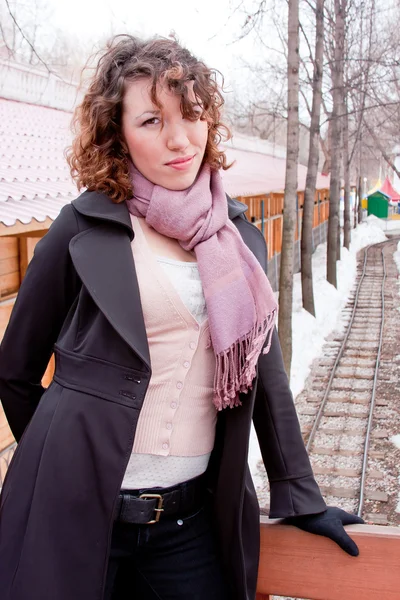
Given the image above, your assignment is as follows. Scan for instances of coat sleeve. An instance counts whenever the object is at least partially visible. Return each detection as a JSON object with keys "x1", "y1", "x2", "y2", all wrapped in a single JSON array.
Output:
[
  {"x1": 253, "y1": 329, "x2": 327, "y2": 518},
  {"x1": 0, "y1": 204, "x2": 81, "y2": 441}
]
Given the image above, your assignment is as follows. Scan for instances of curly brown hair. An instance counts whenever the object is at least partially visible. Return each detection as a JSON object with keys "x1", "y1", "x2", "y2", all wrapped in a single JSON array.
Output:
[{"x1": 66, "y1": 35, "x2": 232, "y2": 202}]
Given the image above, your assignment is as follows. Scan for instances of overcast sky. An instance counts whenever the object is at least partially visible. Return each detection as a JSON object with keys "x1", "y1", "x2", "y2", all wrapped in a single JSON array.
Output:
[{"x1": 45, "y1": 0, "x2": 263, "y2": 90}]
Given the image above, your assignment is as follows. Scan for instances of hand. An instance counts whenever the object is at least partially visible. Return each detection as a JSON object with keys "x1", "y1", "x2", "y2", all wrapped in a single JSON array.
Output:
[{"x1": 284, "y1": 506, "x2": 364, "y2": 556}]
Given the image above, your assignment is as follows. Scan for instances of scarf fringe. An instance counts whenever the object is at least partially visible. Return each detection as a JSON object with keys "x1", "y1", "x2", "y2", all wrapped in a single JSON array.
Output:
[{"x1": 212, "y1": 309, "x2": 277, "y2": 411}]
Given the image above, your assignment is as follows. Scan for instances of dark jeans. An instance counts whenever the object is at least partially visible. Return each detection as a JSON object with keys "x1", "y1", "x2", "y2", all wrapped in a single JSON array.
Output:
[{"x1": 104, "y1": 500, "x2": 231, "y2": 600}]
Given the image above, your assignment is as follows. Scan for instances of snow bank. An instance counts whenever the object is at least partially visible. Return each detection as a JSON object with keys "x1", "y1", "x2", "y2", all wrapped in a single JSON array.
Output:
[
  {"x1": 248, "y1": 219, "x2": 387, "y2": 479},
  {"x1": 290, "y1": 221, "x2": 387, "y2": 397},
  {"x1": 366, "y1": 215, "x2": 400, "y2": 232}
]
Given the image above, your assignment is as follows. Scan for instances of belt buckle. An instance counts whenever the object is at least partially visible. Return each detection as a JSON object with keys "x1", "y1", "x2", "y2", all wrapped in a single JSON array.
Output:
[{"x1": 139, "y1": 493, "x2": 164, "y2": 524}]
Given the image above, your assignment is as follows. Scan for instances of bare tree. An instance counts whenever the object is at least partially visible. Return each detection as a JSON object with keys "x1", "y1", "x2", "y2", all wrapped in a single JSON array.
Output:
[
  {"x1": 342, "y1": 89, "x2": 351, "y2": 248},
  {"x1": 301, "y1": 0, "x2": 324, "y2": 317},
  {"x1": 278, "y1": 0, "x2": 300, "y2": 377},
  {"x1": 326, "y1": 0, "x2": 346, "y2": 288}
]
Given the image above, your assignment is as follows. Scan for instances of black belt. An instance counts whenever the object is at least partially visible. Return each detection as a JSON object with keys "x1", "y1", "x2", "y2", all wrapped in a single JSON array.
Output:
[{"x1": 115, "y1": 474, "x2": 207, "y2": 525}]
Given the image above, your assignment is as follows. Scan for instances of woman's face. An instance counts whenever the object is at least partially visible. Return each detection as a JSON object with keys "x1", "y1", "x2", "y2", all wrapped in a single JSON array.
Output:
[{"x1": 121, "y1": 78, "x2": 209, "y2": 190}]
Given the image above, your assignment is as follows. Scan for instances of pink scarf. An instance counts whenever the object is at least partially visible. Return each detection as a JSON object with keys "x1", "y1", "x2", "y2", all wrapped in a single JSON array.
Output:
[{"x1": 126, "y1": 163, "x2": 278, "y2": 410}]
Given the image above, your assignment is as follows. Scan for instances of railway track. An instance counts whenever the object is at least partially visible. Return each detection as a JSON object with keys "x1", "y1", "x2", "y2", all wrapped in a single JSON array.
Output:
[{"x1": 298, "y1": 239, "x2": 400, "y2": 523}]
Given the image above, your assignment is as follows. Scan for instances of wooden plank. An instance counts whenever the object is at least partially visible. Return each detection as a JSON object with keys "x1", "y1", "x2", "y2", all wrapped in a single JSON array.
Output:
[
  {"x1": 19, "y1": 237, "x2": 39, "y2": 281},
  {"x1": 318, "y1": 486, "x2": 388, "y2": 501},
  {"x1": 0, "y1": 218, "x2": 53, "y2": 237},
  {"x1": 0, "y1": 300, "x2": 14, "y2": 337},
  {"x1": 0, "y1": 255, "x2": 19, "y2": 276},
  {"x1": 257, "y1": 520, "x2": 400, "y2": 599},
  {"x1": 0, "y1": 237, "x2": 19, "y2": 256},
  {"x1": 19, "y1": 237, "x2": 29, "y2": 282},
  {"x1": 0, "y1": 271, "x2": 19, "y2": 297}
]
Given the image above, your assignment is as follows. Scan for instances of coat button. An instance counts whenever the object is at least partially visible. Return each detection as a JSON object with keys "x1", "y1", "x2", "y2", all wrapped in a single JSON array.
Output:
[
  {"x1": 176, "y1": 382, "x2": 183, "y2": 390},
  {"x1": 162, "y1": 443, "x2": 169, "y2": 450},
  {"x1": 123, "y1": 374, "x2": 141, "y2": 384},
  {"x1": 119, "y1": 390, "x2": 136, "y2": 400},
  {"x1": 183, "y1": 361, "x2": 190, "y2": 368}
]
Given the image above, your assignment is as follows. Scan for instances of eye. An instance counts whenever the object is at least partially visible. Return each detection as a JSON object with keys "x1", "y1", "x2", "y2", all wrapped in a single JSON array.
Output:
[{"x1": 142, "y1": 117, "x2": 160, "y2": 126}]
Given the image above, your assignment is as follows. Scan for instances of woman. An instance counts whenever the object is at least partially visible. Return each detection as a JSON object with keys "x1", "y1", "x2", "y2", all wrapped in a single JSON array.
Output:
[{"x1": 0, "y1": 35, "x2": 362, "y2": 600}]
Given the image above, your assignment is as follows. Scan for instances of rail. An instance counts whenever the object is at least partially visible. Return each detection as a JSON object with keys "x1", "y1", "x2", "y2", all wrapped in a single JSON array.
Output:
[
  {"x1": 357, "y1": 248, "x2": 386, "y2": 517},
  {"x1": 305, "y1": 245, "x2": 374, "y2": 453},
  {"x1": 304, "y1": 242, "x2": 388, "y2": 517},
  {"x1": 256, "y1": 519, "x2": 400, "y2": 600}
]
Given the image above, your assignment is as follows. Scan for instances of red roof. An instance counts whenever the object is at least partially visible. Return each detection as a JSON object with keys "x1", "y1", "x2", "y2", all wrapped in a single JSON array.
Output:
[
  {"x1": 380, "y1": 177, "x2": 400, "y2": 202},
  {"x1": 0, "y1": 98, "x2": 77, "y2": 227},
  {"x1": 221, "y1": 146, "x2": 330, "y2": 197}
]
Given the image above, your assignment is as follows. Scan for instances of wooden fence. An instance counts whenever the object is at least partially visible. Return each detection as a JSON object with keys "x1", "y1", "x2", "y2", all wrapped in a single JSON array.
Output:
[
  {"x1": 0, "y1": 233, "x2": 44, "y2": 452},
  {"x1": 256, "y1": 519, "x2": 400, "y2": 599},
  {"x1": 237, "y1": 189, "x2": 330, "y2": 290}
]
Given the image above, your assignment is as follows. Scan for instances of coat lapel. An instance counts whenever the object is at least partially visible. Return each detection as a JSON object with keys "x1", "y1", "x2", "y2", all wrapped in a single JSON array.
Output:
[
  {"x1": 68, "y1": 189, "x2": 248, "y2": 371},
  {"x1": 70, "y1": 192, "x2": 151, "y2": 370}
]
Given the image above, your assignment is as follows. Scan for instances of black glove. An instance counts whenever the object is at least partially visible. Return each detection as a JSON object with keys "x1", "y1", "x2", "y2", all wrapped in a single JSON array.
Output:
[{"x1": 284, "y1": 506, "x2": 364, "y2": 556}]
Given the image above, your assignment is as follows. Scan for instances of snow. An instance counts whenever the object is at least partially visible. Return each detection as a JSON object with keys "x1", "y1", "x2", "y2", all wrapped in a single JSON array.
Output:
[
  {"x1": 366, "y1": 214, "x2": 400, "y2": 233},
  {"x1": 248, "y1": 218, "x2": 388, "y2": 484}
]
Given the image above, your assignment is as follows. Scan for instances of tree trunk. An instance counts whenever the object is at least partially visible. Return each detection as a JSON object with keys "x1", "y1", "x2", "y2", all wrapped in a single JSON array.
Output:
[
  {"x1": 343, "y1": 93, "x2": 351, "y2": 248},
  {"x1": 301, "y1": 0, "x2": 324, "y2": 317},
  {"x1": 278, "y1": 0, "x2": 299, "y2": 379},
  {"x1": 327, "y1": 0, "x2": 345, "y2": 288},
  {"x1": 353, "y1": 169, "x2": 359, "y2": 228},
  {"x1": 358, "y1": 174, "x2": 363, "y2": 223}
]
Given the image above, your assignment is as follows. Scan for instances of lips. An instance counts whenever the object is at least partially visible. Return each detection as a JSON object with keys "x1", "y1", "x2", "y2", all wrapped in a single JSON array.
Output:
[
  {"x1": 165, "y1": 155, "x2": 195, "y2": 166},
  {"x1": 165, "y1": 154, "x2": 196, "y2": 171}
]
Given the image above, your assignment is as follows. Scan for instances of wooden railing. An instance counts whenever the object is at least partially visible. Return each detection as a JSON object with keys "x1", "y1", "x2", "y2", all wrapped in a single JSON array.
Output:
[
  {"x1": 256, "y1": 519, "x2": 400, "y2": 599},
  {"x1": 236, "y1": 190, "x2": 330, "y2": 260}
]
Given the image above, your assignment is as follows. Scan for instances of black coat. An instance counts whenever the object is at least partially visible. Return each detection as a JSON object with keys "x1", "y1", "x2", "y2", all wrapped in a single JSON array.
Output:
[{"x1": 0, "y1": 192, "x2": 326, "y2": 600}]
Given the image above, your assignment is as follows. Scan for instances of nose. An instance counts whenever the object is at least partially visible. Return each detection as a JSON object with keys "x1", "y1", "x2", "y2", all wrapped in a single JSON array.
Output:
[{"x1": 165, "y1": 121, "x2": 190, "y2": 152}]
